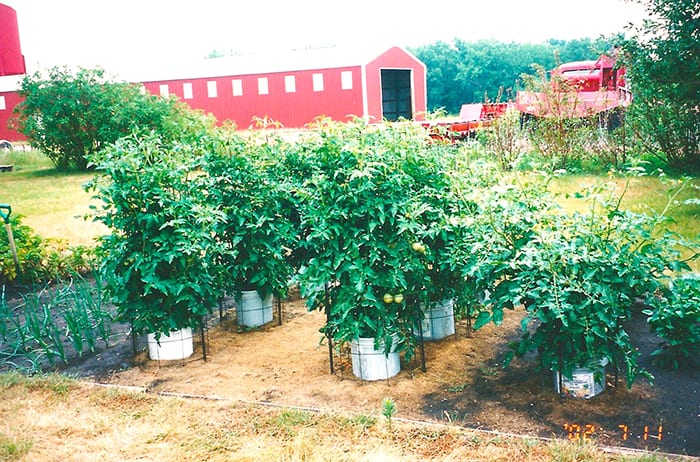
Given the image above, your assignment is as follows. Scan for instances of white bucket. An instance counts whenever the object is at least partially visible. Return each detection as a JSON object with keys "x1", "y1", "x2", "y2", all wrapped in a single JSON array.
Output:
[
  {"x1": 350, "y1": 337, "x2": 400, "y2": 381},
  {"x1": 415, "y1": 299, "x2": 455, "y2": 341},
  {"x1": 147, "y1": 327, "x2": 194, "y2": 361},
  {"x1": 554, "y1": 360, "x2": 607, "y2": 399},
  {"x1": 236, "y1": 290, "x2": 273, "y2": 327}
]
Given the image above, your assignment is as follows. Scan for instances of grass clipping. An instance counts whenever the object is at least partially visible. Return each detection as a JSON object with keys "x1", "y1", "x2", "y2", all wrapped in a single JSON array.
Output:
[{"x1": 0, "y1": 372, "x2": 685, "y2": 462}]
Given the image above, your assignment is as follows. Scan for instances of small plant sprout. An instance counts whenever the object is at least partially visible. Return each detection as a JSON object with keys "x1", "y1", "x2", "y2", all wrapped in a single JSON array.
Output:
[{"x1": 382, "y1": 397, "x2": 397, "y2": 427}]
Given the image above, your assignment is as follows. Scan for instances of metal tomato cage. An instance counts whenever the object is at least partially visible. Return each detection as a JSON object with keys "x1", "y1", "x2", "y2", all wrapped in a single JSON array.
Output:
[{"x1": 128, "y1": 294, "x2": 284, "y2": 364}]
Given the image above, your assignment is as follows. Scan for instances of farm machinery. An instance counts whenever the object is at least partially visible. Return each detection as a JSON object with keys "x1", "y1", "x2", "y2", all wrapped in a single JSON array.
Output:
[
  {"x1": 516, "y1": 54, "x2": 631, "y2": 125},
  {"x1": 422, "y1": 53, "x2": 631, "y2": 141}
]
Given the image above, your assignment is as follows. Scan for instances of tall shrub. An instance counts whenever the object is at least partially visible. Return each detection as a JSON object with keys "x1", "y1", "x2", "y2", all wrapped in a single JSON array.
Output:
[
  {"x1": 13, "y1": 67, "x2": 215, "y2": 171},
  {"x1": 622, "y1": 0, "x2": 700, "y2": 173}
]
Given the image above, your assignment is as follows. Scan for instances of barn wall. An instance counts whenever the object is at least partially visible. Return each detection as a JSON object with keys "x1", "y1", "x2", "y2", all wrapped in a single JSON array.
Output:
[
  {"x1": 142, "y1": 65, "x2": 365, "y2": 129},
  {"x1": 0, "y1": 46, "x2": 428, "y2": 142},
  {"x1": 0, "y1": 89, "x2": 25, "y2": 142}
]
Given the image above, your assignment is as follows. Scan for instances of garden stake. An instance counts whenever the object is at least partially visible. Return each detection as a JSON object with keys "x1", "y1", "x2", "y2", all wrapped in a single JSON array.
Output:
[
  {"x1": 325, "y1": 283, "x2": 334, "y2": 374},
  {"x1": 200, "y1": 320, "x2": 207, "y2": 362},
  {"x1": 130, "y1": 319, "x2": 138, "y2": 357},
  {"x1": 418, "y1": 320, "x2": 427, "y2": 373},
  {"x1": 0, "y1": 204, "x2": 20, "y2": 275},
  {"x1": 418, "y1": 296, "x2": 427, "y2": 372},
  {"x1": 277, "y1": 297, "x2": 282, "y2": 326}
]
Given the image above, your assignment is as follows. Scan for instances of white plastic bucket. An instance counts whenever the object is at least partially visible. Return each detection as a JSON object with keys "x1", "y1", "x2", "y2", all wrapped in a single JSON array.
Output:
[
  {"x1": 554, "y1": 359, "x2": 607, "y2": 399},
  {"x1": 147, "y1": 327, "x2": 194, "y2": 361},
  {"x1": 350, "y1": 337, "x2": 400, "y2": 381},
  {"x1": 415, "y1": 299, "x2": 455, "y2": 341},
  {"x1": 236, "y1": 290, "x2": 273, "y2": 327}
]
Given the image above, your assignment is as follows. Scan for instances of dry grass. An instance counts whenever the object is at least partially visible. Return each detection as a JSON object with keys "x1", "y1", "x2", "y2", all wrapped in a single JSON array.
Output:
[{"x1": 0, "y1": 372, "x2": 690, "y2": 462}]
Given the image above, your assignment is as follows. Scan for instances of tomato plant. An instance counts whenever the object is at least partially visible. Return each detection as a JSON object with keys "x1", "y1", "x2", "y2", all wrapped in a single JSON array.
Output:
[
  {"x1": 203, "y1": 131, "x2": 299, "y2": 300},
  {"x1": 295, "y1": 119, "x2": 462, "y2": 356},
  {"x1": 645, "y1": 275, "x2": 700, "y2": 369},
  {"x1": 487, "y1": 175, "x2": 697, "y2": 387},
  {"x1": 86, "y1": 133, "x2": 224, "y2": 339}
]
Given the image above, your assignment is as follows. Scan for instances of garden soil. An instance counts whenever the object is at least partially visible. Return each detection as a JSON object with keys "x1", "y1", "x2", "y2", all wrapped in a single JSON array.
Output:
[{"x1": 21, "y1": 292, "x2": 700, "y2": 457}]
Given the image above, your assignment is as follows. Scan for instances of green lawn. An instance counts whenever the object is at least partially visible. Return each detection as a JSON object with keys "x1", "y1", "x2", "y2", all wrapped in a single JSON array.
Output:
[
  {"x1": 0, "y1": 149, "x2": 108, "y2": 247},
  {"x1": 550, "y1": 174, "x2": 700, "y2": 242}
]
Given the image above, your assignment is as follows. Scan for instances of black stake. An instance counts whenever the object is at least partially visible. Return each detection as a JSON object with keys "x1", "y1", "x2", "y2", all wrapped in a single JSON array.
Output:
[
  {"x1": 277, "y1": 297, "x2": 282, "y2": 326},
  {"x1": 325, "y1": 283, "x2": 334, "y2": 374},
  {"x1": 200, "y1": 319, "x2": 207, "y2": 362}
]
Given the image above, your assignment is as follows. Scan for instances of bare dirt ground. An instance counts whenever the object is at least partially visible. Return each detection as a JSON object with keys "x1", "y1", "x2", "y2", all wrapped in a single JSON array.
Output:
[{"x1": 43, "y1": 293, "x2": 699, "y2": 459}]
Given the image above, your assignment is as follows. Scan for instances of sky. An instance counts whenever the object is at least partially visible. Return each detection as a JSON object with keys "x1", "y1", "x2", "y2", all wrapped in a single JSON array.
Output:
[{"x1": 5, "y1": 0, "x2": 648, "y2": 79}]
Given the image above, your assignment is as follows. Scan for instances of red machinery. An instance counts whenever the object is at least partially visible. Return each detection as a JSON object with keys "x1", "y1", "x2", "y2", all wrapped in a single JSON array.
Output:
[
  {"x1": 421, "y1": 102, "x2": 510, "y2": 142},
  {"x1": 423, "y1": 53, "x2": 630, "y2": 142},
  {"x1": 516, "y1": 54, "x2": 631, "y2": 119}
]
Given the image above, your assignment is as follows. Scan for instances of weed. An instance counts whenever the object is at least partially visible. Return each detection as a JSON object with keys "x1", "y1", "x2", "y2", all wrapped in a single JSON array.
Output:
[
  {"x1": 0, "y1": 433, "x2": 33, "y2": 461},
  {"x1": 447, "y1": 383, "x2": 469, "y2": 393},
  {"x1": 270, "y1": 409, "x2": 316, "y2": 439},
  {"x1": 382, "y1": 397, "x2": 397, "y2": 428}
]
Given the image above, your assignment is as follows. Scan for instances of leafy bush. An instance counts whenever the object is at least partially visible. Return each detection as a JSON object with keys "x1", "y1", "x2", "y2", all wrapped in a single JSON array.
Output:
[
  {"x1": 645, "y1": 275, "x2": 700, "y2": 369},
  {"x1": 486, "y1": 175, "x2": 696, "y2": 386},
  {"x1": 1, "y1": 214, "x2": 95, "y2": 287},
  {"x1": 12, "y1": 66, "x2": 216, "y2": 171},
  {"x1": 295, "y1": 119, "x2": 460, "y2": 355},
  {"x1": 622, "y1": 0, "x2": 700, "y2": 173},
  {"x1": 452, "y1": 170, "x2": 557, "y2": 331},
  {"x1": 445, "y1": 165, "x2": 697, "y2": 387},
  {"x1": 203, "y1": 132, "x2": 299, "y2": 299}
]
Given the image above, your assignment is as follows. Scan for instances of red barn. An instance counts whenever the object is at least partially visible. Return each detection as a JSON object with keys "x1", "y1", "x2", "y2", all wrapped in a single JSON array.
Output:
[
  {"x1": 137, "y1": 46, "x2": 427, "y2": 129},
  {"x1": 1, "y1": 0, "x2": 426, "y2": 141}
]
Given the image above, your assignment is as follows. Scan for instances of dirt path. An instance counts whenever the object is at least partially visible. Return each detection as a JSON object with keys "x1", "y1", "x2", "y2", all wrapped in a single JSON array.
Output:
[{"x1": 52, "y1": 296, "x2": 699, "y2": 458}]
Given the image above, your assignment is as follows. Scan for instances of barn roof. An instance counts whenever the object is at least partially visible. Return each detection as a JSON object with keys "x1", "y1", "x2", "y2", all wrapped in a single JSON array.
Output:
[{"x1": 123, "y1": 46, "x2": 411, "y2": 83}]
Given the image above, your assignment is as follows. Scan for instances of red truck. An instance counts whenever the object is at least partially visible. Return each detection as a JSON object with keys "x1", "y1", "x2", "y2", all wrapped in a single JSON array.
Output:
[{"x1": 516, "y1": 54, "x2": 631, "y2": 119}]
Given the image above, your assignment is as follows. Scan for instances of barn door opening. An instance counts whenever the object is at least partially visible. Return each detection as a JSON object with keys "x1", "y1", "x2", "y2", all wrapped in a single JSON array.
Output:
[{"x1": 381, "y1": 69, "x2": 412, "y2": 121}]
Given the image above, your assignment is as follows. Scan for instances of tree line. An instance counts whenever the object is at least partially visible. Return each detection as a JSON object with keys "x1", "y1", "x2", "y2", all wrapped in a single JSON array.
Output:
[{"x1": 408, "y1": 37, "x2": 619, "y2": 114}]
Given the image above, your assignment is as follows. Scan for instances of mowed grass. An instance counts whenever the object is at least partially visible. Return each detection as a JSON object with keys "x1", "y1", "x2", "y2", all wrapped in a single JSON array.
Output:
[
  {"x1": 0, "y1": 149, "x2": 108, "y2": 247},
  {"x1": 550, "y1": 174, "x2": 700, "y2": 237},
  {"x1": 0, "y1": 372, "x2": 685, "y2": 462},
  {"x1": 550, "y1": 174, "x2": 700, "y2": 271}
]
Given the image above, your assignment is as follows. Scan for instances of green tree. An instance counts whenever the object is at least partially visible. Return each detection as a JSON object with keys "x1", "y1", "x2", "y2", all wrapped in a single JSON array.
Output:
[
  {"x1": 12, "y1": 67, "x2": 213, "y2": 171},
  {"x1": 623, "y1": 0, "x2": 700, "y2": 173}
]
